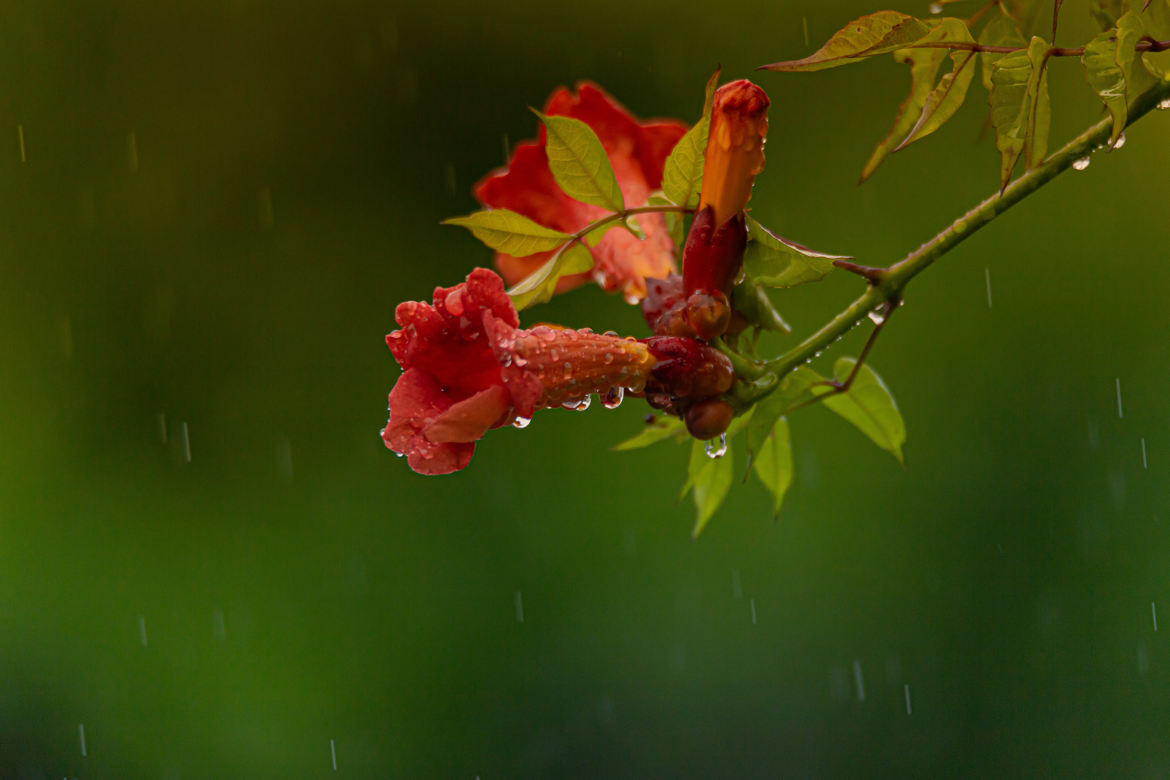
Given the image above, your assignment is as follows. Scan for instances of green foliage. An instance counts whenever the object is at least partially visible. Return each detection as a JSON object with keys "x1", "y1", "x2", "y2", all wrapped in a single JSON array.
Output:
[
  {"x1": 979, "y1": 6, "x2": 1028, "y2": 94},
  {"x1": 751, "y1": 416, "x2": 792, "y2": 518},
  {"x1": 819, "y1": 358, "x2": 906, "y2": 464},
  {"x1": 506, "y1": 241, "x2": 593, "y2": 310},
  {"x1": 731, "y1": 280, "x2": 791, "y2": 334},
  {"x1": 1091, "y1": 0, "x2": 1126, "y2": 31},
  {"x1": 761, "y1": 11, "x2": 931, "y2": 72},
  {"x1": 687, "y1": 438, "x2": 734, "y2": 538},
  {"x1": 662, "y1": 119, "x2": 708, "y2": 209},
  {"x1": 443, "y1": 209, "x2": 570, "y2": 256},
  {"x1": 742, "y1": 216, "x2": 849, "y2": 288},
  {"x1": 896, "y1": 20, "x2": 978, "y2": 151},
  {"x1": 613, "y1": 414, "x2": 686, "y2": 450},
  {"x1": 862, "y1": 40, "x2": 950, "y2": 182},
  {"x1": 1082, "y1": 31, "x2": 1130, "y2": 146},
  {"x1": 534, "y1": 111, "x2": 625, "y2": 212},
  {"x1": 988, "y1": 37, "x2": 1051, "y2": 189}
]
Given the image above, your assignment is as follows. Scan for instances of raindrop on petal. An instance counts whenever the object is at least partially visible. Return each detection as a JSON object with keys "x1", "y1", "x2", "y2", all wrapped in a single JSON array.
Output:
[
  {"x1": 512, "y1": 415, "x2": 532, "y2": 429},
  {"x1": 602, "y1": 386, "x2": 624, "y2": 409}
]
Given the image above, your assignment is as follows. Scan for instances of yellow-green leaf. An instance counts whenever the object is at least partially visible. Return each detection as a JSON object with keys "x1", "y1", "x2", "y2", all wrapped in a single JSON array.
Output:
[
  {"x1": 1138, "y1": 2, "x2": 1170, "y2": 78},
  {"x1": 820, "y1": 358, "x2": 906, "y2": 463},
  {"x1": 613, "y1": 414, "x2": 686, "y2": 451},
  {"x1": 1022, "y1": 36, "x2": 1051, "y2": 169},
  {"x1": 1090, "y1": 0, "x2": 1124, "y2": 30},
  {"x1": 989, "y1": 37, "x2": 1051, "y2": 189},
  {"x1": 506, "y1": 241, "x2": 593, "y2": 310},
  {"x1": 535, "y1": 111, "x2": 625, "y2": 211},
  {"x1": 1082, "y1": 32, "x2": 1128, "y2": 146},
  {"x1": 752, "y1": 417, "x2": 793, "y2": 518},
  {"x1": 743, "y1": 216, "x2": 851, "y2": 288},
  {"x1": 861, "y1": 42, "x2": 948, "y2": 182},
  {"x1": 761, "y1": 11, "x2": 931, "y2": 72},
  {"x1": 690, "y1": 441, "x2": 734, "y2": 539},
  {"x1": 442, "y1": 209, "x2": 570, "y2": 257},
  {"x1": 896, "y1": 19, "x2": 979, "y2": 150},
  {"x1": 979, "y1": 5, "x2": 1027, "y2": 94},
  {"x1": 662, "y1": 117, "x2": 709, "y2": 209}
]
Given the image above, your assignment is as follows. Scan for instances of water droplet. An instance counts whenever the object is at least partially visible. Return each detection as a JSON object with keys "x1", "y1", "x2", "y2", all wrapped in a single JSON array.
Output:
[
  {"x1": 929, "y1": 2, "x2": 943, "y2": 14},
  {"x1": 623, "y1": 292, "x2": 639, "y2": 305},
  {"x1": 705, "y1": 433, "x2": 728, "y2": 459},
  {"x1": 1158, "y1": 97, "x2": 1170, "y2": 110},
  {"x1": 512, "y1": 415, "x2": 531, "y2": 429},
  {"x1": 1110, "y1": 131, "x2": 1126, "y2": 150},
  {"x1": 603, "y1": 352, "x2": 614, "y2": 364},
  {"x1": 868, "y1": 309, "x2": 886, "y2": 325},
  {"x1": 602, "y1": 386, "x2": 624, "y2": 409},
  {"x1": 1072, "y1": 156, "x2": 1091, "y2": 171}
]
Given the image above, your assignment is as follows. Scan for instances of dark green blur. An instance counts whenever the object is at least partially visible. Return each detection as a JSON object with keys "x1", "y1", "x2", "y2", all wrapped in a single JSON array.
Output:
[{"x1": 1, "y1": 1, "x2": 1168, "y2": 776}]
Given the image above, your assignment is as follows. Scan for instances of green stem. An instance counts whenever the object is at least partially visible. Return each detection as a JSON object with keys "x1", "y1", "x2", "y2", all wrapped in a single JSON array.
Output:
[
  {"x1": 745, "y1": 76, "x2": 1170, "y2": 401},
  {"x1": 569, "y1": 203, "x2": 692, "y2": 243}
]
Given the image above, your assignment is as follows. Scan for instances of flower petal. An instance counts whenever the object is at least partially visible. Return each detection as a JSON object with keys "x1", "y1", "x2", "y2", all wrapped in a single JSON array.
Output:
[
  {"x1": 384, "y1": 369, "x2": 476, "y2": 475},
  {"x1": 423, "y1": 384, "x2": 513, "y2": 444}
]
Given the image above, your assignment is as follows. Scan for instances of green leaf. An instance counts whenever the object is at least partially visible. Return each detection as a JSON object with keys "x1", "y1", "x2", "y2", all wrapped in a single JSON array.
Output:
[
  {"x1": 731, "y1": 279, "x2": 791, "y2": 334},
  {"x1": 690, "y1": 440, "x2": 735, "y2": 539},
  {"x1": 752, "y1": 417, "x2": 793, "y2": 518},
  {"x1": 1001, "y1": 0, "x2": 1050, "y2": 37},
  {"x1": 613, "y1": 414, "x2": 686, "y2": 451},
  {"x1": 647, "y1": 194, "x2": 683, "y2": 246},
  {"x1": 861, "y1": 40, "x2": 949, "y2": 182},
  {"x1": 442, "y1": 209, "x2": 571, "y2": 257},
  {"x1": 744, "y1": 366, "x2": 822, "y2": 465},
  {"x1": 1022, "y1": 36, "x2": 1052, "y2": 170},
  {"x1": 978, "y1": 6, "x2": 1027, "y2": 95},
  {"x1": 662, "y1": 117, "x2": 709, "y2": 209},
  {"x1": 895, "y1": 19, "x2": 979, "y2": 151},
  {"x1": 506, "y1": 241, "x2": 593, "y2": 310},
  {"x1": 535, "y1": 111, "x2": 625, "y2": 211},
  {"x1": 1137, "y1": 2, "x2": 1170, "y2": 78},
  {"x1": 761, "y1": 11, "x2": 932, "y2": 72},
  {"x1": 820, "y1": 358, "x2": 906, "y2": 463},
  {"x1": 1082, "y1": 32, "x2": 1128, "y2": 146},
  {"x1": 1090, "y1": 0, "x2": 1124, "y2": 31},
  {"x1": 743, "y1": 216, "x2": 850, "y2": 288},
  {"x1": 988, "y1": 36, "x2": 1050, "y2": 189}
]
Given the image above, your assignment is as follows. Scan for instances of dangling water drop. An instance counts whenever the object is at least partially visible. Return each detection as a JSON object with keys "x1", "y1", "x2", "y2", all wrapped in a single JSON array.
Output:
[
  {"x1": 602, "y1": 386, "x2": 624, "y2": 409},
  {"x1": 576, "y1": 395, "x2": 592, "y2": 411},
  {"x1": 868, "y1": 309, "x2": 886, "y2": 325},
  {"x1": 1072, "y1": 156, "x2": 1091, "y2": 171},
  {"x1": 1111, "y1": 131, "x2": 1126, "y2": 150},
  {"x1": 928, "y1": 1, "x2": 943, "y2": 14},
  {"x1": 705, "y1": 433, "x2": 728, "y2": 459},
  {"x1": 512, "y1": 415, "x2": 532, "y2": 429},
  {"x1": 1157, "y1": 97, "x2": 1170, "y2": 110}
]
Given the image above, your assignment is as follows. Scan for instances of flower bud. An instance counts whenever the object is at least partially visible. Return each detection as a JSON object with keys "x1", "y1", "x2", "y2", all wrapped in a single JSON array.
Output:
[
  {"x1": 680, "y1": 206, "x2": 748, "y2": 300},
  {"x1": 682, "y1": 289, "x2": 731, "y2": 341},
  {"x1": 642, "y1": 336, "x2": 734, "y2": 398},
  {"x1": 685, "y1": 398, "x2": 735, "y2": 440},
  {"x1": 697, "y1": 80, "x2": 769, "y2": 229}
]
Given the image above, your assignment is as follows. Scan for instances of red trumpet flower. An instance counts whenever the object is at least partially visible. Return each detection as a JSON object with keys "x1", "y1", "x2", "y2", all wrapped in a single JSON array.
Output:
[{"x1": 474, "y1": 83, "x2": 687, "y2": 302}]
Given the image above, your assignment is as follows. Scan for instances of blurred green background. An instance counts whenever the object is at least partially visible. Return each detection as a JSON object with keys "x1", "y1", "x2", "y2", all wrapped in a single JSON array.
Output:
[{"x1": 1, "y1": 0, "x2": 1167, "y2": 776}]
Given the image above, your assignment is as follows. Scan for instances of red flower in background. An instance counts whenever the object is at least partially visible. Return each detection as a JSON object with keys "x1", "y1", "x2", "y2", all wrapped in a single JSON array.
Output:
[
  {"x1": 474, "y1": 83, "x2": 687, "y2": 302},
  {"x1": 383, "y1": 269, "x2": 659, "y2": 475}
]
